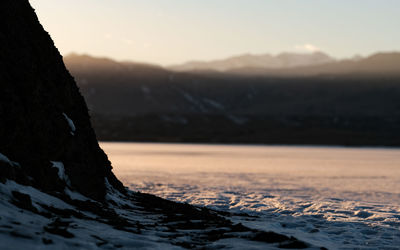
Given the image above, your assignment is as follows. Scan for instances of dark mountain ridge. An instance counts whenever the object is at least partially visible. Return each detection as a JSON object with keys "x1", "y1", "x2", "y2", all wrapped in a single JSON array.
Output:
[
  {"x1": 65, "y1": 52, "x2": 400, "y2": 116},
  {"x1": 63, "y1": 53, "x2": 400, "y2": 146}
]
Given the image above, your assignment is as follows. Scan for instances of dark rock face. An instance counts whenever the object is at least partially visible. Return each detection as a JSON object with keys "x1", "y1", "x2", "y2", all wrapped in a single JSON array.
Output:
[{"x1": 0, "y1": 0, "x2": 123, "y2": 200}]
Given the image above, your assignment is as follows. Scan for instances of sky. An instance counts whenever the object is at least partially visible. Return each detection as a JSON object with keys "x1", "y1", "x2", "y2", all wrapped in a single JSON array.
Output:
[{"x1": 29, "y1": 0, "x2": 400, "y2": 66}]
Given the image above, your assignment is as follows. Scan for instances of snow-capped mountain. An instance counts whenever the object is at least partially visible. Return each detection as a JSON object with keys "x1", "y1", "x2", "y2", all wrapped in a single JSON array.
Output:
[{"x1": 168, "y1": 52, "x2": 335, "y2": 72}]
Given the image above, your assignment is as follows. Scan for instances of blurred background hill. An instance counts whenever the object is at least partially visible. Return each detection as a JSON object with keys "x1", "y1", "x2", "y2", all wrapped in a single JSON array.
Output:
[{"x1": 64, "y1": 52, "x2": 400, "y2": 146}]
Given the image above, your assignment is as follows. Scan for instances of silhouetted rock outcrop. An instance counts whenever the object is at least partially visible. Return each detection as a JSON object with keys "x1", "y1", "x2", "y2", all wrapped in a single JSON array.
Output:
[{"x1": 0, "y1": 0, "x2": 123, "y2": 200}]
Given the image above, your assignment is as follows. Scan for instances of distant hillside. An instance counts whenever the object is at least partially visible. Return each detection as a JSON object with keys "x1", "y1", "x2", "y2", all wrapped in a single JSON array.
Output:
[
  {"x1": 64, "y1": 53, "x2": 400, "y2": 146},
  {"x1": 64, "y1": 54, "x2": 179, "y2": 115},
  {"x1": 64, "y1": 53, "x2": 166, "y2": 81},
  {"x1": 169, "y1": 51, "x2": 335, "y2": 72},
  {"x1": 229, "y1": 52, "x2": 400, "y2": 77}
]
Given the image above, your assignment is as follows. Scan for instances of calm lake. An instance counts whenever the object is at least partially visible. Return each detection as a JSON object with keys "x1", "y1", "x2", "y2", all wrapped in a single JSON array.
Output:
[{"x1": 101, "y1": 142, "x2": 400, "y2": 249}]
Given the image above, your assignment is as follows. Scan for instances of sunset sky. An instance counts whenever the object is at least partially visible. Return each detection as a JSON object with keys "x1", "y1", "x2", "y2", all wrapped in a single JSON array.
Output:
[{"x1": 29, "y1": 0, "x2": 400, "y2": 65}]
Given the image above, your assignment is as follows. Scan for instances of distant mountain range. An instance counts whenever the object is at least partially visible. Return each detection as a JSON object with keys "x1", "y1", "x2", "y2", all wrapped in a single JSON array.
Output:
[
  {"x1": 228, "y1": 52, "x2": 400, "y2": 77},
  {"x1": 168, "y1": 52, "x2": 336, "y2": 72},
  {"x1": 66, "y1": 51, "x2": 400, "y2": 77},
  {"x1": 168, "y1": 51, "x2": 400, "y2": 76},
  {"x1": 63, "y1": 52, "x2": 400, "y2": 146},
  {"x1": 64, "y1": 52, "x2": 400, "y2": 116}
]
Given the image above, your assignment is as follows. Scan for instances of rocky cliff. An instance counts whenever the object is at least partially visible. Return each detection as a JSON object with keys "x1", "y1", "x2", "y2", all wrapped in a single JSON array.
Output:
[{"x1": 0, "y1": 0, "x2": 123, "y2": 200}]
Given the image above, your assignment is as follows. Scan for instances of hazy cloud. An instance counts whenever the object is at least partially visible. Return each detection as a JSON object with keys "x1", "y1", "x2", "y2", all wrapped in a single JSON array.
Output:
[{"x1": 294, "y1": 44, "x2": 321, "y2": 53}]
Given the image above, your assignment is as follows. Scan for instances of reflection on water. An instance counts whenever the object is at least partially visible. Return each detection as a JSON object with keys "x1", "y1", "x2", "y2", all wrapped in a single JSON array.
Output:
[
  {"x1": 103, "y1": 143, "x2": 400, "y2": 200},
  {"x1": 101, "y1": 142, "x2": 400, "y2": 249}
]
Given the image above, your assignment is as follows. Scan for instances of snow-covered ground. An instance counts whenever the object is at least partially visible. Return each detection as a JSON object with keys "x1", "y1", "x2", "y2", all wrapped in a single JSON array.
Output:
[
  {"x1": 0, "y1": 179, "x2": 193, "y2": 249},
  {"x1": 103, "y1": 143, "x2": 400, "y2": 250},
  {"x1": 0, "y1": 176, "x2": 314, "y2": 250}
]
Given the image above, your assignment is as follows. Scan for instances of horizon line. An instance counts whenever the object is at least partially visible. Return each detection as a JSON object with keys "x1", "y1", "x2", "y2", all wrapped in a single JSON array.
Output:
[{"x1": 62, "y1": 50, "x2": 400, "y2": 67}]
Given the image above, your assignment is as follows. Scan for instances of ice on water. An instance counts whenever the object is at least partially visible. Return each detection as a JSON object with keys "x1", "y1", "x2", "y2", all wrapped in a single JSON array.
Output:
[{"x1": 103, "y1": 143, "x2": 400, "y2": 249}]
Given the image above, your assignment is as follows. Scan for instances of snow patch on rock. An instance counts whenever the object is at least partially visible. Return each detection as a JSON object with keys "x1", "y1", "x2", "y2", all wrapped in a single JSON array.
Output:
[
  {"x1": 0, "y1": 180, "x2": 163, "y2": 249},
  {"x1": 0, "y1": 152, "x2": 20, "y2": 167},
  {"x1": 64, "y1": 188, "x2": 89, "y2": 201},
  {"x1": 1, "y1": 180, "x2": 74, "y2": 211},
  {"x1": 50, "y1": 161, "x2": 71, "y2": 186},
  {"x1": 62, "y1": 113, "x2": 76, "y2": 135}
]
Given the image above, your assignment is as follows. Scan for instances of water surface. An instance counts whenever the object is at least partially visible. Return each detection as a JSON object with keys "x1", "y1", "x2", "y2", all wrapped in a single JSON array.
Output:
[{"x1": 101, "y1": 143, "x2": 400, "y2": 249}]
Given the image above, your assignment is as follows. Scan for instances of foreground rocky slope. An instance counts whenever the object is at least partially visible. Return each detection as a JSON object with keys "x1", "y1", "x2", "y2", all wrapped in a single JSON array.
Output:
[
  {"x1": 0, "y1": 0, "x2": 323, "y2": 248},
  {"x1": 0, "y1": 0, "x2": 123, "y2": 200}
]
